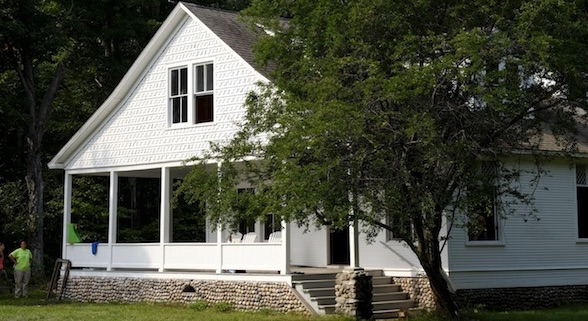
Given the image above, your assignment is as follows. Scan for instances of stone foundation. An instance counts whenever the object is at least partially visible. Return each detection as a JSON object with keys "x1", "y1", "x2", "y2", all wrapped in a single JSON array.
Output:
[
  {"x1": 335, "y1": 268, "x2": 373, "y2": 320},
  {"x1": 456, "y1": 285, "x2": 588, "y2": 310},
  {"x1": 392, "y1": 277, "x2": 435, "y2": 311},
  {"x1": 57, "y1": 276, "x2": 308, "y2": 313}
]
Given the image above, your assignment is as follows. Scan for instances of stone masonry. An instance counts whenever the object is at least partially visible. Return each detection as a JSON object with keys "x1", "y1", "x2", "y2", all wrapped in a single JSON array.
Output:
[
  {"x1": 335, "y1": 268, "x2": 373, "y2": 320},
  {"x1": 392, "y1": 276, "x2": 436, "y2": 311},
  {"x1": 57, "y1": 276, "x2": 308, "y2": 313}
]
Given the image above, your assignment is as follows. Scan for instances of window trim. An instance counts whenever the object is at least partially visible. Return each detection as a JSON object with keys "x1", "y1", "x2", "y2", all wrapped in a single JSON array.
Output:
[
  {"x1": 576, "y1": 164, "x2": 588, "y2": 240},
  {"x1": 465, "y1": 162, "x2": 505, "y2": 246},
  {"x1": 167, "y1": 60, "x2": 215, "y2": 128},
  {"x1": 168, "y1": 66, "x2": 189, "y2": 125}
]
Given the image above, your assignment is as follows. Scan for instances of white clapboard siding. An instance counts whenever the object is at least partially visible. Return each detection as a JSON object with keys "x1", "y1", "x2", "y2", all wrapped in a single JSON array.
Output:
[
  {"x1": 67, "y1": 17, "x2": 265, "y2": 170},
  {"x1": 447, "y1": 159, "x2": 588, "y2": 289}
]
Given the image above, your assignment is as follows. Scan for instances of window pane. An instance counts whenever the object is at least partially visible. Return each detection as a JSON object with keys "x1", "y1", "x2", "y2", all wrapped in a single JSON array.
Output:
[
  {"x1": 181, "y1": 96, "x2": 188, "y2": 123},
  {"x1": 172, "y1": 97, "x2": 180, "y2": 123},
  {"x1": 578, "y1": 187, "x2": 588, "y2": 238},
  {"x1": 195, "y1": 94, "x2": 213, "y2": 123},
  {"x1": 170, "y1": 69, "x2": 178, "y2": 96},
  {"x1": 196, "y1": 65, "x2": 204, "y2": 92},
  {"x1": 206, "y1": 64, "x2": 213, "y2": 90},
  {"x1": 180, "y1": 68, "x2": 187, "y2": 95}
]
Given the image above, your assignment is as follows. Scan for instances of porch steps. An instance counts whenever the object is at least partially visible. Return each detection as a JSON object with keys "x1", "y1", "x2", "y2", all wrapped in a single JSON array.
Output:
[
  {"x1": 291, "y1": 270, "x2": 417, "y2": 318},
  {"x1": 292, "y1": 273, "x2": 337, "y2": 315}
]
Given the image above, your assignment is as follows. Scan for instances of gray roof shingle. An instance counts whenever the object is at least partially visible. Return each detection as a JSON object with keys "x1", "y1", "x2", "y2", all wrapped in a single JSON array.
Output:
[{"x1": 182, "y1": 2, "x2": 271, "y2": 78}]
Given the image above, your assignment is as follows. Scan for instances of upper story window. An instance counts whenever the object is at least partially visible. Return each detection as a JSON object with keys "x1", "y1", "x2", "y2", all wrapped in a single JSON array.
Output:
[
  {"x1": 170, "y1": 67, "x2": 188, "y2": 124},
  {"x1": 168, "y1": 62, "x2": 214, "y2": 126},
  {"x1": 577, "y1": 165, "x2": 588, "y2": 238},
  {"x1": 195, "y1": 63, "x2": 214, "y2": 124},
  {"x1": 468, "y1": 162, "x2": 499, "y2": 242}
]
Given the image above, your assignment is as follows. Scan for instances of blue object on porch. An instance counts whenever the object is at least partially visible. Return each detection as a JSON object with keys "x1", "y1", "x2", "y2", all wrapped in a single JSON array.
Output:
[{"x1": 91, "y1": 241, "x2": 101, "y2": 255}]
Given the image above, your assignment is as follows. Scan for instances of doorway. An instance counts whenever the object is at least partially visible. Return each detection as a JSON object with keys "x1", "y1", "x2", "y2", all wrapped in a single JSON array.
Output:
[{"x1": 329, "y1": 227, "x2": 350, "y2": 265}]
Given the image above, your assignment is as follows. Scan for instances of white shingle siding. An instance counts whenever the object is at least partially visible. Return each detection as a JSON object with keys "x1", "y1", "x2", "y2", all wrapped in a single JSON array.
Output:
[
  {"x1": 447, "y1": 159, "x2": 588, "y2": 289},
  {"x1": 67, "y1": 18, "x2": 264, "y2": 170}
]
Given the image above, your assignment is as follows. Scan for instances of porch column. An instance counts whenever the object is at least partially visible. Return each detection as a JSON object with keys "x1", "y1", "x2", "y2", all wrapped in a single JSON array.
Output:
[
  {"x1": 280, "y1": 220, "x2": 291, "y2": 275},
  {"x1": 160, "y1": 166, "x2": 171, "y2": 272},
  {"x1": 107, "y1": 171, "x2": 118, "y2": 271},
  {"x1": 216, "y1": 224, "x2": 223, "y2": 273},
  {"x1": 216, "y1": 161, "x2": 223, "y2": 274},
  {"x1": 62, "y1": 172, "x2": 73, "y2": 259},
  {"x1": 349, "y1": 216, "x2": 360, "y2": 268}
]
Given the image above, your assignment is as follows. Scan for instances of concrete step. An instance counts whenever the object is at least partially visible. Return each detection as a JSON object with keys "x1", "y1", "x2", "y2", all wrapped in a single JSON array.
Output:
[
  {"x1": 310, "y1": 296, "x2": 336, "y2": 305},
  {"x1": 373, "y1": 299, "x2": 417, "y2": 311},
  {"x1": 365, "y1": 269, "x2": 384, "y2": 277},
  {"x1": 295, "y1": 279, "x2": 336, "y2": 289},
  {"x1": 291, "y1": 273, "x2": 338, "y2": 282},
  {"x1": 372, "y1": 308, "x2": 402, "y2": 319},
  {"x1": 303, "y1": 287, "x2": 335, "y2": 297},
  {"x1": 371, "y1": 276, "x2": 393, "y2": 285},
  {"x1": 372, "y1": 284, "x2": 401, "y2": 294},
  {"x1": 373, "y1": 291, "x2": 409, "y2": 302},
  {"x1": 318, "y1": 304, "x2": 336, "y2": 314}
]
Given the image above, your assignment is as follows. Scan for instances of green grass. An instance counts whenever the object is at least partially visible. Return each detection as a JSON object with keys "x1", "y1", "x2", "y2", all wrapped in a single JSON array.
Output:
[
  {"x1": 3, "y1": 289, "x2": 588, "y2": 321},
  {"x1": 409, "y1": 305, "x2": 588, "y2": 321},
  {"x1": 0, "y1": 289, "x2": 352, "y2": 321}
]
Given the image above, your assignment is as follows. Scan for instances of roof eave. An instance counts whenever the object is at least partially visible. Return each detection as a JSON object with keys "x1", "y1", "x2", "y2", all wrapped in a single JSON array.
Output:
[{"x1": 48, "y1": 3, "x2": 191, "y2": 170}]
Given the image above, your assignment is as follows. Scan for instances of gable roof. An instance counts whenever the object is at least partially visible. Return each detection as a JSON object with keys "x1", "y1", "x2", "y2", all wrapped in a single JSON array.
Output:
[
  {"x1": 183, "y1": 3, "x2": 270, "y2": 77},
  {"x1": 49, "y1": 3, "x2": 268, "y2": 170}
]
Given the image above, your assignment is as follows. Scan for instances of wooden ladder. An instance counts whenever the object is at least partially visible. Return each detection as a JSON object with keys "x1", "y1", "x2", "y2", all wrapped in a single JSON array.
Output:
[{"x1": 47, "y1": 259, "x2": 71, "y2": 300}]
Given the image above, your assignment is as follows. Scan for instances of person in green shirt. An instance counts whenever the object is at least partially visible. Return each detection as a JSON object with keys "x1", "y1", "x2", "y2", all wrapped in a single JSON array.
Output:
[{"x1": 9, "y1": 240, "x2": 33, "y2": 298}]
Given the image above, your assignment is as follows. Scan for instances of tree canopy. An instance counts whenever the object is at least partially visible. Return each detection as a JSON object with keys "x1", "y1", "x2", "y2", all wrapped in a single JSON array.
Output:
[{"x1": 178, "y1": 0, "x2": 588, "y2": 317}]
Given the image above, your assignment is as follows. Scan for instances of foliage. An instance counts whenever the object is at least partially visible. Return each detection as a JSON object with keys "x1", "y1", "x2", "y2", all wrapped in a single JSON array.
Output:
[
  {"x1": 211, "y1": 302, "x2": 235, "y2": 313},
  {"x1": 190, "y1": 300, "x2": 209, "y2": 311},
  {"x1": 179, "y1": 0, "x2": 588, "y2": 317}
]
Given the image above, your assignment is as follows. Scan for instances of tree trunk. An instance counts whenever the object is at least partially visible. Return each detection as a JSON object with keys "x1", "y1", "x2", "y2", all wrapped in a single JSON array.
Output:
[
  {"x1": 17, "y1": 55, "x2": 65, "y2": 280},
  {"x1": 416, "y1": 229, "x2": 460, "y2": 319},
  {"x1": 422, "y1": 262, "x2": 459, "y2": 318},
  {"x1": 25, "y1": 144, "x2": 45, "y2": 278}
]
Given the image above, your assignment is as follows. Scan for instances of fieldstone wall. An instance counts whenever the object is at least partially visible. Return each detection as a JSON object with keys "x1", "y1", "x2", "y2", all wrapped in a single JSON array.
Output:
[
  {"x1": 335, "y1": 268, "x2": 373, "y2": 320},
  {"x1": 392, "y1": 277, "x2": 435, "y2": 311},
  {"x1": 57, "y1": 276, "x2": 308, "y2": 313},
  {"x1": 456, "y1": 285, "x2": 588, "y2": 310}
]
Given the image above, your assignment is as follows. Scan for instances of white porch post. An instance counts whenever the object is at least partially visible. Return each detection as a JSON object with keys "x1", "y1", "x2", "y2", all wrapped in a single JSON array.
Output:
[
  {"x1": 216, "y1": 161, "x2": 223, "y2": 274},
  {"x1": 62, "y1": 172, "x2": 73, "y2": 259},
  {"x1": 216, "y1": 223, "x2": 223, "y2": 273},
  {"x1": 280, "y1": 220, "x2": 291, "y2": 275},
  {"x1": 107, "y1": 171, "x2": 118, "y2": 271},
  {"x1": 349, "y1": 217, "x2": 360, "y2": 268},
  {"x1": 160, "y1": 167, "x2": 171, "y2": 272}
]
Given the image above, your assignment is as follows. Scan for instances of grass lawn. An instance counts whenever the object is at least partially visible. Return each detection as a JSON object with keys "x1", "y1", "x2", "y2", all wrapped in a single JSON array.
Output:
[
  {"x1": 0, "y1": 289, "x2": 351, "y2": 321},
  {"x1": 2, "y1": 288, "x2": 588, "y2": 321}
]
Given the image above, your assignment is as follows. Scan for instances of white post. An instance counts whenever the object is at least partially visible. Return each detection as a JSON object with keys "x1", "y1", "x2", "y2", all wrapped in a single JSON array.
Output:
[
  {"x1": 349, "y1": 217, "x2": 360, "y2": 268},
  {"x1": 216, "y1": 223, "x2": 223, "y2": 273},
  {"x1": 280, "y1": 220, "x2": 291, "y2": 275},
  {"x1": 160, "y1": 167, "x2": 171, "y2": 272},
  {"x1": 216, "y1": 161, "x2": 223, "y2": 274},
  {"x1": 62, "y1": 172, "x2": 73, "y2": 260},
  {"x1": 107, "y1": 171, "x2": 118, "y2": 271}
]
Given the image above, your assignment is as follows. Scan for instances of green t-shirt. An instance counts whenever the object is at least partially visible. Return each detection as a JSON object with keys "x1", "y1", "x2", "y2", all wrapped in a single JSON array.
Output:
[{"x1": 10, "y1": 248, "x2": 32, "y2": 271}]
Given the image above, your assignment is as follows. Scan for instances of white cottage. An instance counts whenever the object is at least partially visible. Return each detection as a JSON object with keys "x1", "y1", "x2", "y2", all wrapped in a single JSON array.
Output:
[{"x1": 49, "y1": 2, "x2": 588, "y2": 314}]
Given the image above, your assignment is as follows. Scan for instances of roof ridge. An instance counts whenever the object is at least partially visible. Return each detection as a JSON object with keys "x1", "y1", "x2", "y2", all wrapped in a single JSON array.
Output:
[{"x1": 180, "y1": 1, "x2": 241, "y2": 15}]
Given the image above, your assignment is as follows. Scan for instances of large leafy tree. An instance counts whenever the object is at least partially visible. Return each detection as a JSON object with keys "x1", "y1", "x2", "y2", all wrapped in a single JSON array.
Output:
[
  {"x1": 0, "y1": 0, "x2": 68, "y2": 277},
  {"x1": 178, "y1": 0, "x2": 588, "y2": 317}
]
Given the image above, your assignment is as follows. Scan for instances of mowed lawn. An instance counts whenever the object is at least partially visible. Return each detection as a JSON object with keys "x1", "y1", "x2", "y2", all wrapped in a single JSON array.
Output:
[
  {"x1": 0, "y1": 289, "x2": 351, "y2": 321},
  {"x1": 3, "y1": 289, "x2": 588, "y2": 321}
]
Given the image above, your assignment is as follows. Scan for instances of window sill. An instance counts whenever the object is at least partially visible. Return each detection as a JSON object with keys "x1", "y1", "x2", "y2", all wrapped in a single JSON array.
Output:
[
  {"x1": 576, "y1": 239, "x2": 588, "y2": 244},
  {"x1": 167, "y1": 122, "x2": 215, "y2": 130},
  {"x1": 465, "y1": 240, "x2": 505, "y2": 247}
]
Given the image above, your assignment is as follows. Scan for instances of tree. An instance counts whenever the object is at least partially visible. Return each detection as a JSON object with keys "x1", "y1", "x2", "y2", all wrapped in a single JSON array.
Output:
[
  {"x1": 0, "y1": 0, "x2": 68, "y2": 277},
  {"x1": 179, "y1": 0, "x2": 588, "y2": 317}
]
